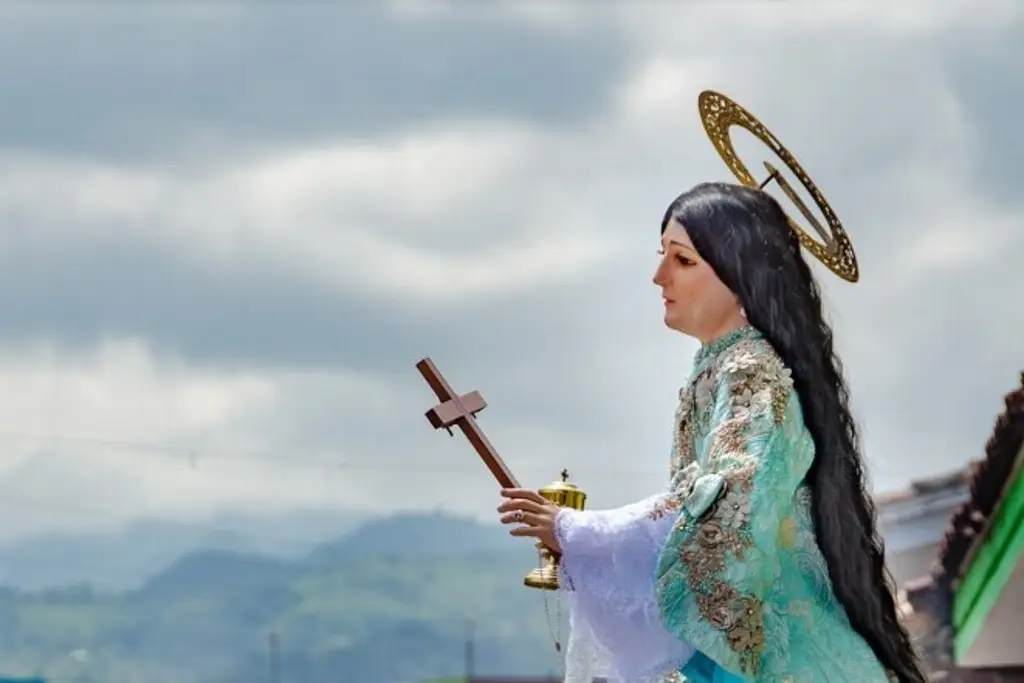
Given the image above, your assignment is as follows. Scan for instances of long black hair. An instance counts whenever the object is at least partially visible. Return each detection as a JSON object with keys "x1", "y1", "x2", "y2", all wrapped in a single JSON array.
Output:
[{"x1": 661, "y1": 182, "x2": 925, "y2": 682}]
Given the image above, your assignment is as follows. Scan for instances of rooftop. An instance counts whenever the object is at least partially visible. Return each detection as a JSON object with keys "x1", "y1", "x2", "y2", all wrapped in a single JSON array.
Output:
[
  {"x1": 905, "y1": 371, "x2": 1024, "y2": 676},
  {"x1": 932, "y1": 371, "x2": 1024, "y2": 592}
]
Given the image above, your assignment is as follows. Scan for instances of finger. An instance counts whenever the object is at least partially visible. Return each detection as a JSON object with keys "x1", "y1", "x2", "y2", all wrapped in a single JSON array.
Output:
[
  {"x1": 500, "y1": 488, "x2": 549, "y2": 505},
  {"x1": 499, "y1": 511, "x2": 544, "y2": 526},
  {"x1": 496, "y1": 499, "x2": 547, "y2": 515},
  {"x1": 509, "y1": 526, "x2": 542, "y2": 538}
]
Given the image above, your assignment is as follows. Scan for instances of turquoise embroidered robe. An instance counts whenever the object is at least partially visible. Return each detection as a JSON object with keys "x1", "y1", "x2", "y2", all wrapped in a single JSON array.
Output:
[{"x1": 653, "y1": 326, "x2": 894, "y2": 682}]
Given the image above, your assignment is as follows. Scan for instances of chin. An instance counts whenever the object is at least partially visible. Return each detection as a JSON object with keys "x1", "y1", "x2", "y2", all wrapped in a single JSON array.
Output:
[{"x1": 662, "y1": 312, "x2": 693, "y2": 336}]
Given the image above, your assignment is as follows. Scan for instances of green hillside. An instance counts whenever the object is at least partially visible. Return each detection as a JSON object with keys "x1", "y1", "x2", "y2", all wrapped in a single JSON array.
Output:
[{"x1": 0, "y1": 513, "x2": 567, "y2": 683}]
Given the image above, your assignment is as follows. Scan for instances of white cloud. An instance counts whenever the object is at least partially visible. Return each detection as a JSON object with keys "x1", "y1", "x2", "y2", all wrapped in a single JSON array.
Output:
[
  {"x1": 0, "y1": 120, "x2": 620, "y2": 308},
  {"x1": 0, "y1": 338, "x2": 274, "y2": 450},
  {"x1": 0, "y1": 0, "x2": 1021, "y2": 544},
  {"x1": 0, "y1": 333, "x2": 668, "y2": 541},
  {"x1": 605, "y1": 0, "x2": 1016, "y2": 47},
  {"x1": 0, "y1": 338, "x2": 419, "y2": 541},
  {"x1": 613, "y1": 57, "x2": 722, "y2": 131}
]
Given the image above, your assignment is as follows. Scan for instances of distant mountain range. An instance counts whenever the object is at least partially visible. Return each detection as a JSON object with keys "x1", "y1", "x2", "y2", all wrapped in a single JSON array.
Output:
[
  {"x1": 0, "y1": 511, "x2": 564, "y2": 683},
  {"x1": 0, "y1": 509, "x2": 361, "y2": 591}
]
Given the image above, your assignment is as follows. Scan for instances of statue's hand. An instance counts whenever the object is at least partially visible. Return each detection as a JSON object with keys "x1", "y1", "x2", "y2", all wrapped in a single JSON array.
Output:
[{"x1": 497, "y1": 488, "x2": 561, "y2": 553}]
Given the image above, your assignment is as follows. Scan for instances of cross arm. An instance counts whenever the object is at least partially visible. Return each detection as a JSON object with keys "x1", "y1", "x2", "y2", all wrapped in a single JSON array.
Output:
[{"x1": 415, "y1": 357, "x2": 520, "y2": 489}]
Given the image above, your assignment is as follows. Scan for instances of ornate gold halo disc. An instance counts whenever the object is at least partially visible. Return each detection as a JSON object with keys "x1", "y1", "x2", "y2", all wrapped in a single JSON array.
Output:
[{"x1": 697, "y1": 90, "x2": 860, "y2": 283}]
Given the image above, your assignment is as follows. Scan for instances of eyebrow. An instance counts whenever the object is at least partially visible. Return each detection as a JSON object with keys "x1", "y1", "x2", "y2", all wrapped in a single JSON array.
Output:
[{"x1": 665, "y1": 238, "x2": 698, "y2": 254}]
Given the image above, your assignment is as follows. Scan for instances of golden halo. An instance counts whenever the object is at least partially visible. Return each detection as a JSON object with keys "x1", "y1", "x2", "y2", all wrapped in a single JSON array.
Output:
[{"x1": 697, "y1": 90, "x2": 859, "y2": 283}]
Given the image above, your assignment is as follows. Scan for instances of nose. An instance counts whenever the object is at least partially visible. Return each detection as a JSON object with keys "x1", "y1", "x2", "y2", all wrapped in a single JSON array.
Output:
[{"x1": 652, "y1": 256, "x2": 668, "y2": 287}]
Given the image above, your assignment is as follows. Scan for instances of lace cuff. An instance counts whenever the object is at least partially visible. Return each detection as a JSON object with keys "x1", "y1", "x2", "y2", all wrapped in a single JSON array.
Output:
[
  {"x1": 553, "y1": 496, "x2": 695, "y2": 683},
  {"x1": 555, "y1": 495, "x2": 666, "y2": 557}
]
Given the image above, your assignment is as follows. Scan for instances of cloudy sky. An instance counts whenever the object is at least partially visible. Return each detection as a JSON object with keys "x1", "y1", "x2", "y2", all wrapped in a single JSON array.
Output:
[{"x1": 0, "y1": 1, "x2": 1020, "y2": 541}]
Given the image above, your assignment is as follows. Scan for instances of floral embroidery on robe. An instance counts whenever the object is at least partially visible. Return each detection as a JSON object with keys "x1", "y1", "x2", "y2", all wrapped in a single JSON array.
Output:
[
  {"x1": 555, "y1": 326, "x2": 894, "y2": 683},
  {"x1": 654, "y1": 328, "x2": 893, "y2": 682}
]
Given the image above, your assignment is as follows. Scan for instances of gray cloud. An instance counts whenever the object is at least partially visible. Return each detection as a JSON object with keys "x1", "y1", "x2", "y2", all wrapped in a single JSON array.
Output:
[
  {"x1": 938, "y1": 13, "x2": 1024, "y2": 207},
  {"x1": 0, "y1": 4, "x2": 631, "y2": 162},
  {"x1": 0, "y1": 1, "x2": 1021, "y2": 539},
  {"x1": 0, "y1": 234, "x2": 640, "y2": 444}
]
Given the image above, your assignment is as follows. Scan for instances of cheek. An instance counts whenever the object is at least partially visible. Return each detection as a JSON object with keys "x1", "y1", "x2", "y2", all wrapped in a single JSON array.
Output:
[
  {"x1": 703, "y1": 277, "x2": 738, "y2": 311},
  {"x1": 670, "y1": 268, "x2": 725, "y2": 316},
  {"x1": 668, "y1": 268, "x2": 702, "y2": 300}
]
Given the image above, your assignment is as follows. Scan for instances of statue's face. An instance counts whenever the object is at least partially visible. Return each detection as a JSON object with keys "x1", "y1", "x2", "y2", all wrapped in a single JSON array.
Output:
[{"x1": 653, "y1": 218, "x2": 743, "y2": 341}]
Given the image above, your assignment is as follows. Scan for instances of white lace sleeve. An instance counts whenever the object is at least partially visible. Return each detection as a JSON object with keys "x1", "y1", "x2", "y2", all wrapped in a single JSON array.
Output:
[{"x1": 554, "y1": 492, "x2": 696, "y2": 683}]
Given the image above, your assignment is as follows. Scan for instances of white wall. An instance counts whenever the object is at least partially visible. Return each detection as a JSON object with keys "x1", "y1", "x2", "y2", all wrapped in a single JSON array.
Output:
[{"x1": 877, "y1": 481, "x2": 970, "y2": 587}]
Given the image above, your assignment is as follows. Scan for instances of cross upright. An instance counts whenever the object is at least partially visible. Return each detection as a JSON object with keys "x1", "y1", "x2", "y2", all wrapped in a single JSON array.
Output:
[{"x1": 415, "y1": 357, "x2": 520, "y2": 489}]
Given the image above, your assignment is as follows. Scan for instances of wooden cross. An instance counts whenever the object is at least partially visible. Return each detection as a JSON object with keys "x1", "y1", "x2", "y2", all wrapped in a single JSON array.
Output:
[{"x1": 415, "y1": 357, "x2": 520, "y2": 489}]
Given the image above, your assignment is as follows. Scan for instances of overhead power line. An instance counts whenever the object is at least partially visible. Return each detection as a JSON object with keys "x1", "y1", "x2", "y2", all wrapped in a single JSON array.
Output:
[{"x1": 0, "y1": 429, "x2": 670, "y2": 476}]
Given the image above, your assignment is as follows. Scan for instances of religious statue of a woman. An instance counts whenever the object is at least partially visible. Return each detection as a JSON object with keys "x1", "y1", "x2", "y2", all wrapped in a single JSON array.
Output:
[{"x1": 497, "y1": 179, "x2": 927, "y2": 682}]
